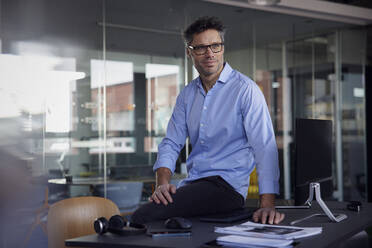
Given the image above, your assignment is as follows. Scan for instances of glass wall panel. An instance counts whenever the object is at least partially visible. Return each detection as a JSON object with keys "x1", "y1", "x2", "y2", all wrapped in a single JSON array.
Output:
[
  {"x1": 340, "y1": 29, "x2": 367, "y2": 201},
  {"x1": 287, "y1": 27, "x2": 367, "y2": 202},
  {"x1": 103, "y1": 0, "x2": 187, "y2": 204},
  {"x1": 287, "y1": 32, "x2": 338, "y2": 200},
  {"x1": 0, "y1": 0, "x2": 104, "y2": 246}
]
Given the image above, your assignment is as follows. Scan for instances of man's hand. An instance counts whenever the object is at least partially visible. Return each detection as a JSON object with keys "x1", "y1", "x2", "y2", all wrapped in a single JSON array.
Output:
[
  {"x1": 252, "y1": 207, "x2": 285, "y2": 224},
  {"x1": 149, "y1": 167, "x2": 175, "y2": 205},
  {"x1": 252, "y1": 193, "x2": 285, "y2": 224},
  {"x1": 149, "y1": 183, "x2": 177, "y2": 205}
]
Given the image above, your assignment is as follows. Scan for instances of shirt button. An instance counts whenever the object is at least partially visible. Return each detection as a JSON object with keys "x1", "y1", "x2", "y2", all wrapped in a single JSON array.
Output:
[
  {"x1": 201, "y1": 140, "x2": 205, "y2": 144},
  {"x1": 200, "y1": 123, "x2": 204, "y2": 127},
  {"x1": 203, "y1": 106, "x2": 207, "y2": 110}
]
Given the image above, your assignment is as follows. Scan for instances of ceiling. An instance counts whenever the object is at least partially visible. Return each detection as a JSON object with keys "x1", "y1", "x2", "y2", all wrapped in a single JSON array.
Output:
[{"x1": 1, "y1": 0, "x2": 366, "y2": 58}]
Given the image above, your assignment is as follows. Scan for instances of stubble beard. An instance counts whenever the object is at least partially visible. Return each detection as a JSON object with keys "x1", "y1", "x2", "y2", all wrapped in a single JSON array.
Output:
[{"x1": 197, "y1": 59, "x2": 221, "y2": 76}]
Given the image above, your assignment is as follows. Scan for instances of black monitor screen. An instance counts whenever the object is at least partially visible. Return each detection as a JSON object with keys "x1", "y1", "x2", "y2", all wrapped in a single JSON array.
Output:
[{"x1": 294, "y1": 118, "x2": 333, "y2": 205}]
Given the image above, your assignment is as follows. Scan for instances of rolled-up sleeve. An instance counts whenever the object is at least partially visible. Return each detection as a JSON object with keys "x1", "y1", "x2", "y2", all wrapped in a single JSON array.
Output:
[
  {"x1": 242, "y1": 82, "x2": 280, "y2": 195},
  {"x1": 153, "y1": 89, "x2": 188, "y2": 174}
]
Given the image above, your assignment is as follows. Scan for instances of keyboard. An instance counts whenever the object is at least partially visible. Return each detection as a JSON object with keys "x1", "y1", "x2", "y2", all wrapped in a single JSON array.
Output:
[{"x1": 199, "y1": 207, "x2": 256, "y2": 223}]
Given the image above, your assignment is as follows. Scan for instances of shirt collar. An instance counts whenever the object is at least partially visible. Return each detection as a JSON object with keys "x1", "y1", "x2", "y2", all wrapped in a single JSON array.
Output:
[
  {"x1": 217, "y1": 62, "x2": 233, "y2": 84},
  {"x1": 196, "y1": 62, "x2": 233, "y2": 89},
  {"x1": 196, "y1": 62, "x2": 233, "y2": 88}
]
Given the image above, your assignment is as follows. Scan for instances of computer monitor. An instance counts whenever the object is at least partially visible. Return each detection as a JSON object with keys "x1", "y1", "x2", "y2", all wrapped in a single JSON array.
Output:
[{"x1": 294, "y1": 118, "x2": 334, "y2": 206}]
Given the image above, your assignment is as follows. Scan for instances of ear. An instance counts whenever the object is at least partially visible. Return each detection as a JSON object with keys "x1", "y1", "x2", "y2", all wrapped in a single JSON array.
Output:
[{"x1": 186, "y1": 47, "x2": 191, "y2": 58}]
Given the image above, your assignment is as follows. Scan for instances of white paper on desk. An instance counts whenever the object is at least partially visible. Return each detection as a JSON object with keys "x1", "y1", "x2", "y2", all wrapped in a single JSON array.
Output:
[
  {"x1": 215, "y1": 221, "x2": 322, "y2": 240},
  {"x1": 217, "y1": 235, "x2": 293, "y2": 248}
]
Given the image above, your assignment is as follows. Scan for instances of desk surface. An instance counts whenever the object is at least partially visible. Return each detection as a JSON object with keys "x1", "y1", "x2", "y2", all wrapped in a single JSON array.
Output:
[{"x1": 65, "y1": 201, "x2": 372, "y2": 248}]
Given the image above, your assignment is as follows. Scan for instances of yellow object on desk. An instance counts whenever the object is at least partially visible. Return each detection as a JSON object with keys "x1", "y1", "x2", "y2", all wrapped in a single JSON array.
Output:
[{"x1": 247, "y1": 168, "x2": 259, "y2": 199}]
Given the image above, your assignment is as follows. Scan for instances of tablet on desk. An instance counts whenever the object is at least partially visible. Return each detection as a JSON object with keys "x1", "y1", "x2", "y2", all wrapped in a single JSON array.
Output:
[
  {"x1": 147, "y1": 229, "x2": 191, "y2": 238},
  {"x1": 199, "y1": 207, "x2": 256, "y2": 223}
]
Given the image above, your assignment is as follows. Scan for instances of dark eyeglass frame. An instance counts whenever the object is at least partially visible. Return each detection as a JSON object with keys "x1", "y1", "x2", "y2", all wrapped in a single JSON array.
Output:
[{"x1": 187, "y1": 43, "x2": 224, "y2": 55}]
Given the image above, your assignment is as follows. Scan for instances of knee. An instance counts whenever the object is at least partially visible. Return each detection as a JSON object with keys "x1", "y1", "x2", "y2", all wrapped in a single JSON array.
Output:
[{"x1": 130, "y1": 209, "x2": 146, "y2": 225}]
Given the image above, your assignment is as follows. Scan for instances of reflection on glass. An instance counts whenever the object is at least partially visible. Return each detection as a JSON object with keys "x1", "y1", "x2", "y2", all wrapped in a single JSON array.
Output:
[
  {"x1": 0, "y1": 54, "x2": 83, "y2": 132},
  {"x1": 145, "y1": 63, "x2": 180, "y2": 153},
  {"x1": 0, "y1": 53, "x2": 85, "y2": 177},
  {"x1": 91, "y1": 59, "x2": 135, "y2": 132}
]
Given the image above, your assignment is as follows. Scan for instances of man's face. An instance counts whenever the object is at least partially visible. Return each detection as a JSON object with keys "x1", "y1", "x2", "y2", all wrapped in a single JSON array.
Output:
[{"x1": 187, "y1": 29, "x2": 224, "y2": 78}]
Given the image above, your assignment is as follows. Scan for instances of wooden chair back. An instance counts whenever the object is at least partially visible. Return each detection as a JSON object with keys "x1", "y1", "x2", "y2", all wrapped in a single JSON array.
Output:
[{"x1": 47, "y1": 196, "x2": 120, "y2": 248}]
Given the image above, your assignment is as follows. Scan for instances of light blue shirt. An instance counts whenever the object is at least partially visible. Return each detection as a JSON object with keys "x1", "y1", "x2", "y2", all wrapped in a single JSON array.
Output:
[{"x1": 153, "y1": 63, "x2": 279, "y2": 198}]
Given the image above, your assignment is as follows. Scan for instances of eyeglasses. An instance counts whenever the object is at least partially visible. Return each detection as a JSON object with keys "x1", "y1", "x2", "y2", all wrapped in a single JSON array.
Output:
[{"x1": 187, "y1": 43, "x2": 224, "y2": 55}]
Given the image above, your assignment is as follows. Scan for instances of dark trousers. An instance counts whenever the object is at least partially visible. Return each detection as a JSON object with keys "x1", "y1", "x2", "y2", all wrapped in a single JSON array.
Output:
[{"x1": 131, "y1": 175, "x2": 244, "y2": 224}]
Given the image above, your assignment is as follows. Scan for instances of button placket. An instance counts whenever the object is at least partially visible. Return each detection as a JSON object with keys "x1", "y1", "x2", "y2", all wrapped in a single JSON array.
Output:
[{"x1": 199, "y1": 93, "x2": 210, "y2": 147}]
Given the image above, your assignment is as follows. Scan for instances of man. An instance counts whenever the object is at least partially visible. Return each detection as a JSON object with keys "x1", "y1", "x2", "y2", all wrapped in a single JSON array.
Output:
[{"x1": 131, "y1": 16, "x2": 284, "y2": 225}]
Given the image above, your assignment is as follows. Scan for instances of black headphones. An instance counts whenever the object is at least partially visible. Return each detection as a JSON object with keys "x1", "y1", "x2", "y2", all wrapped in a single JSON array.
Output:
[{"x1": 94, "y1": 215, "x2": 147, "y2": 236}]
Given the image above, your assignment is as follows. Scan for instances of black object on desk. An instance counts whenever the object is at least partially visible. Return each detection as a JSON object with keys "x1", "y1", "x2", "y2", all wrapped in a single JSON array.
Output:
[
  {"x1": 347, "y1": 201, "x2": 362, "y2": 212},
  {"x1": 164, "y1": 217, "x2": 192, "y2": 229},
  {"x1": 94, "y1": 215, "x2": 147, "y2": 236},
  {"x1": 294, "y1": 119, "x2": 333, "y2": 206},
  {"x1": 147, "y1": 229, "x2": 192, "y2": 238}
]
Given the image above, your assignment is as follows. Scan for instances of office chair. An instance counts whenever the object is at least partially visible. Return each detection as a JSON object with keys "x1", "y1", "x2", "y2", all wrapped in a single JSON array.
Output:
[{"x1": 47, "y1": 196, "x2": 120, "y2": 248}]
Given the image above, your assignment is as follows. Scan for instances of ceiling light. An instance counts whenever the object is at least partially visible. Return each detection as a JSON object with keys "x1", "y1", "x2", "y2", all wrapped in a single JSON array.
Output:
[{"x1": 247, "y1": 0, "x2": 280, "y2": 6}]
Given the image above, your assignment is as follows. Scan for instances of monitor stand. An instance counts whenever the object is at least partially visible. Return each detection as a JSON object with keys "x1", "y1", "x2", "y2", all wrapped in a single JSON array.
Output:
[
  {"x1": 275, "y1": 183, "x2": 313, "y2": 209},
  {"x1": 288, "y1": 182, "x2": 347, "y2": 225}
]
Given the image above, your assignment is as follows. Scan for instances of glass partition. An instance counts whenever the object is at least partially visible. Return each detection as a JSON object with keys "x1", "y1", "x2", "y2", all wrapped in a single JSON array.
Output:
[
  {"x1": 339, "y1": 29, "x2": 367, "y2": 201},
  {"x1": 287, "y1": 33, "x2": 338, "y2": 200},
  {"x1": 0, "y1": 0, "x2": 368, "y2": 201},
  {"x1": 0, "y1": 0, "x2": 369, "y2": 246},
  {"x1": 0, "y1": 0, "x2": 104, "y2": 246}
]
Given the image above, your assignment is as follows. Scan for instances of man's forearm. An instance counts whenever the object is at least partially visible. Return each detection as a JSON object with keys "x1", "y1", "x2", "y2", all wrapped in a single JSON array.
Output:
[
  {"x1": 155, "y1": 167, "x2": 172, "y2": 187},
  {"x1": 259, "y1": 193, "x2": 276, "y2": 208}
]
